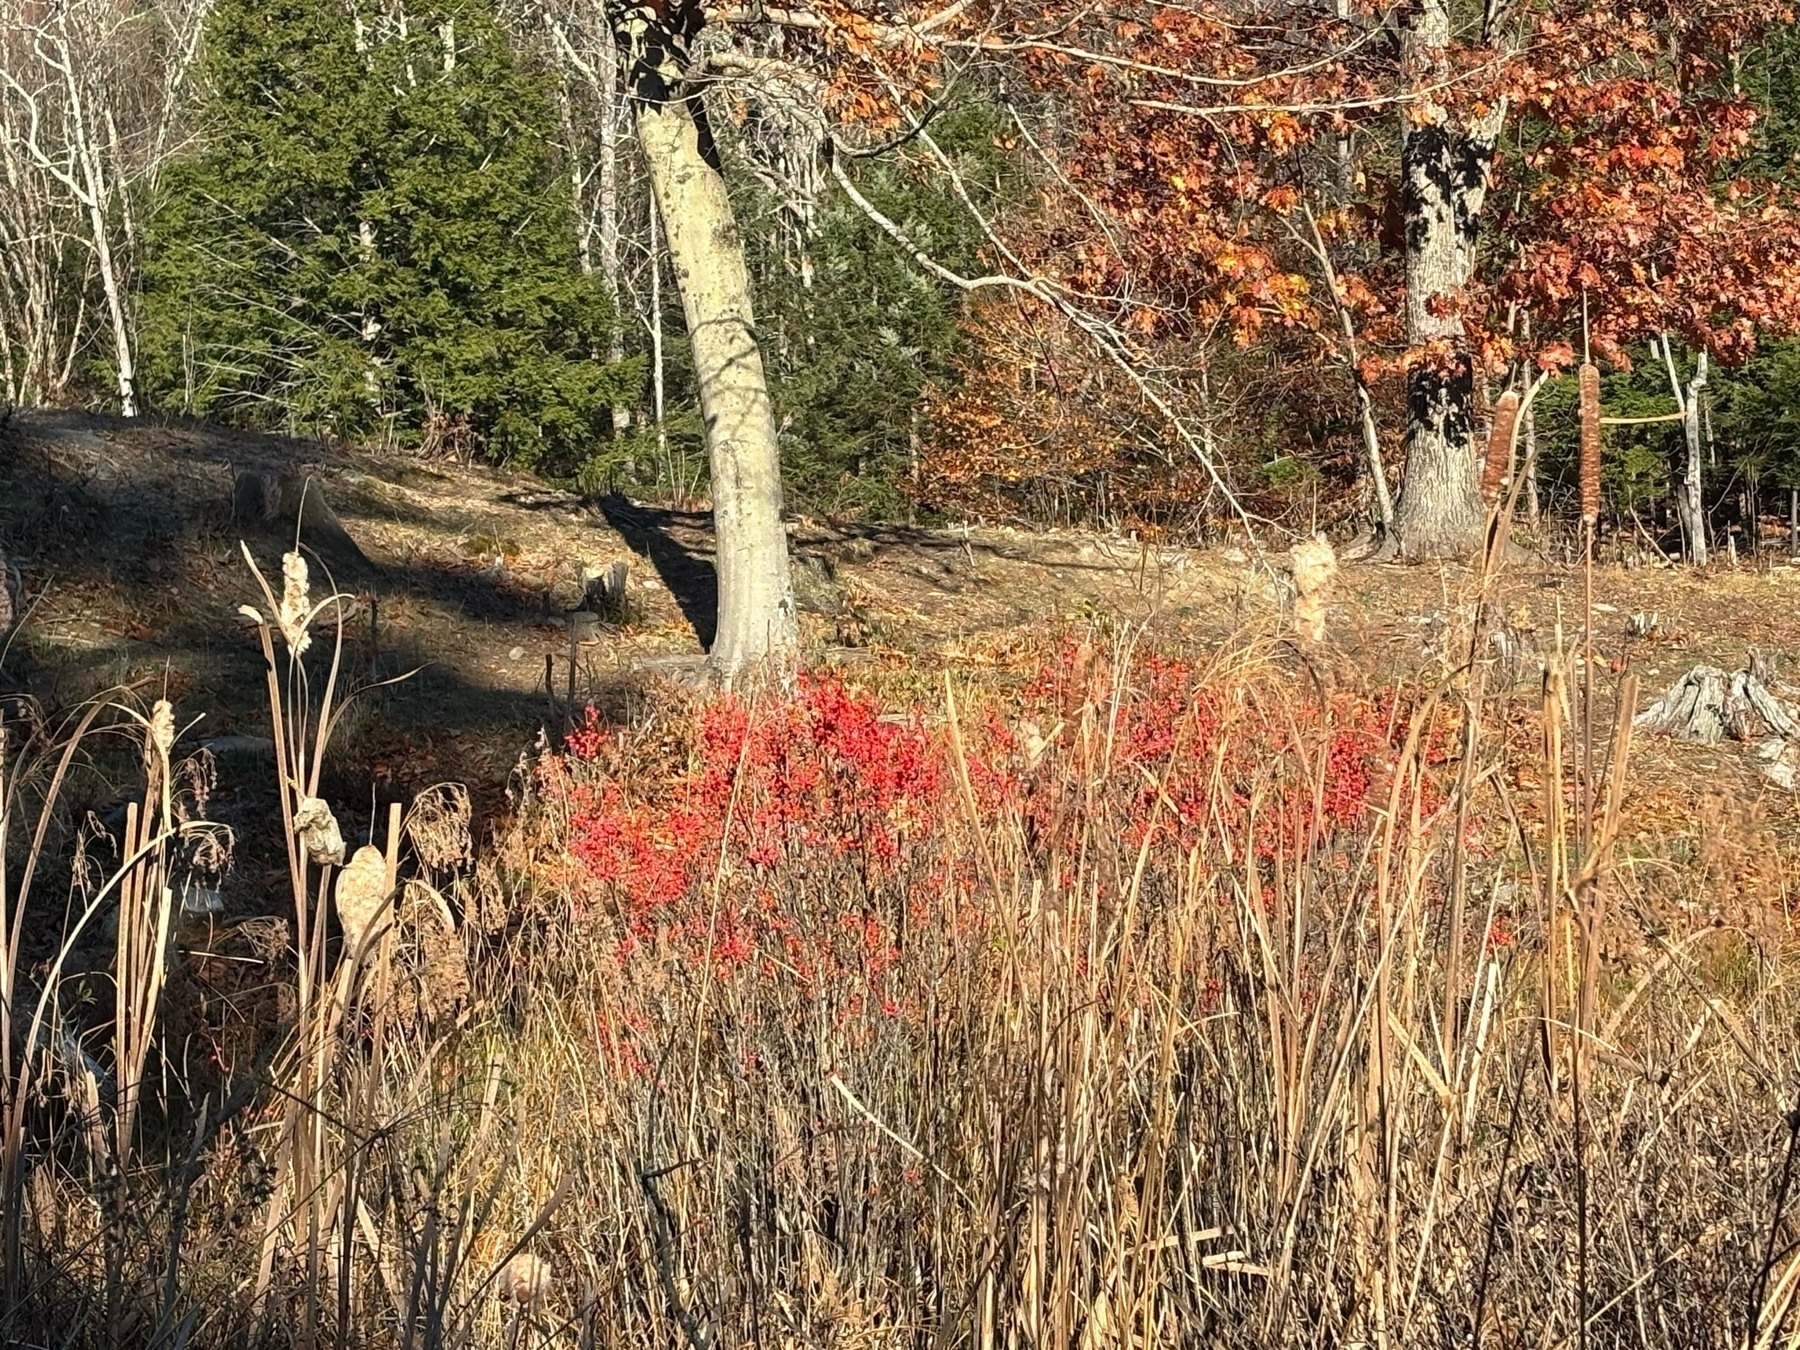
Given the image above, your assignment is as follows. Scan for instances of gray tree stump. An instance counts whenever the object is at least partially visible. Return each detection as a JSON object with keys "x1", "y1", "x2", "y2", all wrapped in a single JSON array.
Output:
[
  {"x1": 582, "y1": 559, "x2": 630, "y2": 621},
  {"x1": 1635, "y1": 662, "x2": 1800, "y2": 787},
  {"x1": 230, "y1": 469, "x2": 373, "y2": 576}
]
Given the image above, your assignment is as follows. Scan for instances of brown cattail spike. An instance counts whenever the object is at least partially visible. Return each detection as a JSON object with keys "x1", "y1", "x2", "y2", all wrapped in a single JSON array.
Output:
[
  {"x1": 1578, "y1": 362, "x2": 1602, "y2": 525},
  {"x1": 1482, "y1": 390, "x2": 1522, "y2": 505}
]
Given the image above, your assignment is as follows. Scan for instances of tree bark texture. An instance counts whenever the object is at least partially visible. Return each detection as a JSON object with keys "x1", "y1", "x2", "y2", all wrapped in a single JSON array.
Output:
[
  {"x1": 1393, "y1": 0, "x2": 1498, "y2": 561},
  {"x1": 612, "y1": 1, "x2": 796, "y2": 677}
]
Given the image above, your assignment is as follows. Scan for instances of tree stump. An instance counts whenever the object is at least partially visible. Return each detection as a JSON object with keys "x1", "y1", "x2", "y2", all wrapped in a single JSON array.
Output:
[
  {"x1": 230, "y1": 469, "x2": 373, "y2": 577},
  {"x1": 1635, "y1": 662, "x2": 1800, "y2": 787},
  {"x1": 231, "y1": 468, "x2": 283, "y2": 524},
  {"x1": 582, "y1": 559, "x2": 630, "y2": 621},
  {"x1": 1634, "y1": 664, "x2": 1800, "y2": 744}
]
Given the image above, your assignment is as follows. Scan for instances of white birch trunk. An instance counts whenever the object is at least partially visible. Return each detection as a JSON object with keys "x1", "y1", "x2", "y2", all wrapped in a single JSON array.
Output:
[
  {"x1": 57, "y1": 36, "x2": 136, "y2": 416},
  {"x1": 649, "y1": 195, "x2": 668, "y2": 479},
  {"x1": 596, "y1": 24, "x2": 629, "y2": 437},
  {"x1": 615, "y1": 2, "x2": 795, "y2": 677},
  {"x1": 1681, "y1": 350, "x2": 1708, "y2": 566}
]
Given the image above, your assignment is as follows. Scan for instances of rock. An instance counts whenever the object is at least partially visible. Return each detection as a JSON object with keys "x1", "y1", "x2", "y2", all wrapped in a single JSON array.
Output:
[
  {"x1": 197, "y1": 734, "x2": 276, "y2": 759},
  {"x1": 566, "y1": 610, "x2": 605, "y2": 643},
  {"x1": 178, "y1": 880, "x2": 226, "y2": 917},
  {"x1": 791, "y1": 552, "x2": 843, "y2": 615}
]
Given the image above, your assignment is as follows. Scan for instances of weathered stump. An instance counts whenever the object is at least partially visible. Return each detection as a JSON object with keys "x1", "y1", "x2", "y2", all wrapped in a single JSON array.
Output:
[
  {"x1": 230, "y1": 469, "x2": 373, "y2": 577},
  {"x1": 1635, "y1": 662, "x2": 1800, "y2": 787},
  {"x1": 1634, "y1": 664, "x2": 1800, "y2": 744},
  {"x1": 582, "y1": 559, "x2": 631, "y2": 621}
]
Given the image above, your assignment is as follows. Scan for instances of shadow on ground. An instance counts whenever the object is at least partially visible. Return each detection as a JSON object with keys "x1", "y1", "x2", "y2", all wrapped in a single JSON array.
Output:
[
  {"x1": 0, "y1": 412, "x2": 615, "y2": 902},
  {"x1": 595, "y1": 492, "x2": 719, "y2": 647}
]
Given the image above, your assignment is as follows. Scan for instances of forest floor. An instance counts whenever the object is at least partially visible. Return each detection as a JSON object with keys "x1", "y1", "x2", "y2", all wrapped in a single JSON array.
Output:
[{"x1": 4, "y1": 406, "x2": 1799, "y2": 924}]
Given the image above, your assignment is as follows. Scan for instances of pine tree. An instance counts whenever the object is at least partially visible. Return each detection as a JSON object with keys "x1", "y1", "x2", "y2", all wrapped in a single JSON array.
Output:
[
  {"x1": 747, "y1": 103, "x2": 1018, "y2": 518},
  {"x1": 138, "y1": 0, "x2": 636, "y2": 472}
]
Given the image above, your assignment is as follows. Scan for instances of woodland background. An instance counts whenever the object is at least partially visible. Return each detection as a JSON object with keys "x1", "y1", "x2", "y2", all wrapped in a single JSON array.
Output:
[
  {"x1": 4, "y1": 0, "x2": 1799, "y2": 550},
  {"x1": 12, "y1": 3, "x2": 1800, "y2": 1344}
]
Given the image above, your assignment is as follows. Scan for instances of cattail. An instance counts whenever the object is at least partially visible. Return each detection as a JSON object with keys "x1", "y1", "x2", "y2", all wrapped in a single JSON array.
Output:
[
  {"x1": 278, "y1": 550, "x2": 313, "y2": 656},
  {"x1": 1578, "y1": 362, "x2": 1602, "y2": 525},
  {"x1": 148, "y1": 698, "x2": 176, "y2": 759},
  {"x1": 1288, "y1": 533, "x2": 1338, "y2": 643},
  {"x1": 1481, "y1": 389, "x2": 1522, "y2": 505},
  {"x1": 293, "y1": 795, "x2": 346, "y2": 867},
  {"x1": 334, "y1": 844, "x2": 391, "y2": 952}
]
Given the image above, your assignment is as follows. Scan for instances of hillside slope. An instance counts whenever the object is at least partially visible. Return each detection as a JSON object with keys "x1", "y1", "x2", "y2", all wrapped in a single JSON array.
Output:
[{"x1": 4, "y1": 407, "x2": 1799, "y2": 895}]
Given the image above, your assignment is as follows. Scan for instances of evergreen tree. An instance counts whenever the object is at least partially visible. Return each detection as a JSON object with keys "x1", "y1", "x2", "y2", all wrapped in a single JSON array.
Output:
[
  {"x1": 1717, "y1": 23, "x2": 1800, "y2": 509},
  {"x1": 138, "y1": 0, "x2": 635, "y2": 471},
  {"x1": 743, "y1": 103, "x2": 1021, "y2": 518}
]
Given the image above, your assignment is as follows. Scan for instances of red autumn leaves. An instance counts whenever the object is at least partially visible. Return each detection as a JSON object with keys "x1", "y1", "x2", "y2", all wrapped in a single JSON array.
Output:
[{"x1": 541, "y1": 656, "x2": 1411, "y2": 1075}]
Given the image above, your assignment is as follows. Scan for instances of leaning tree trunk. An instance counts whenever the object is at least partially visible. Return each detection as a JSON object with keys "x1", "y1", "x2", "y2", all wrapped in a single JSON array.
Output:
[
  {"x1": 612, "y1": 1, "x2": 796, "y2": 678},
  {"x1": 1393, "y1": 0, "x2": 1500, "y2": 561}
]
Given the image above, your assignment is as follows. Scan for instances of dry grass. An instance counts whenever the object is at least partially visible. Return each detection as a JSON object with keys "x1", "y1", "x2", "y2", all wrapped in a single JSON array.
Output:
[{"x1": 1, "y1": 538, "x2": 1797, "y2": 1349}]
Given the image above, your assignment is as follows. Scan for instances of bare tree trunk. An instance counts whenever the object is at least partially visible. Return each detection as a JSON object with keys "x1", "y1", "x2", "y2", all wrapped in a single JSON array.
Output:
[
  {"x1": 1392, "y1": 0, "x2": 1499, "y2": 561},
  {"x1": 59, "y1": 30, "x2": 135, "y2": 416},
  {"x1": 1301, "y1": 201, "x2": 1394, "y2": 545},
  {"x1": 1743, "y1": 465, "x2": 1757, "y2": 562},
  {"x1": 89, "y1": 185, "x2": 136, "y2": 416},
  {"x1": 1522, "y1": 399, "x2": 1540, "y2": 526},
  {"x1": 1354, "y1": 377, "x2": 1395, "y2": 539},
  {"x1": 0, "y1": 291, "x2": 15, "y2": 405},
  {"x1": 614, "y1": 1, "x2": 795, "y2": 677},
  {"x1": 649, "y1": 194, "x2": 668, "y2": 485},
  {"x1": 1681, "y1": 350, "x2": 1708, "y2": 565},
  {"x1": 596, "y1": 27, "x2": 630, "y2": 440},
  {"x1": 549, "y1": 8, "x2": 631, "y2": 439}
]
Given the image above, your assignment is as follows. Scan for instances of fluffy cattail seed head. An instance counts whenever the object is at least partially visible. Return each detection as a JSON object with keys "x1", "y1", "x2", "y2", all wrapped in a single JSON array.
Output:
[
  {"x1": 293, "y1": 795, "x2": 346, "y2": 867},
  {"x1": 1482, "y1": 390, "x2": 1522, "y2": 505},
  {"x1": 1578, "y1": 363, "x2": 1602, "y2": 525},
  {"x1": 149, "y1": 699, "x2": 176, "y2": 759},
  {"x1": 334, "y1": 844, "x2": 391, "y2": 953},
  {"x1": 278, "y1": 551, "x2": 312, "y2": 655},
  {"x1": 1288, "y1": 534, "x2": 1338, "y2": 644}
]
